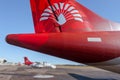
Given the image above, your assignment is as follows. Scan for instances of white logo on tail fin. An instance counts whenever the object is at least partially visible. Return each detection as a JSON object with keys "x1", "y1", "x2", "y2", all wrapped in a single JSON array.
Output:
[{"x1": 40, "y1": 3, "x2": 83, "y2": 25}]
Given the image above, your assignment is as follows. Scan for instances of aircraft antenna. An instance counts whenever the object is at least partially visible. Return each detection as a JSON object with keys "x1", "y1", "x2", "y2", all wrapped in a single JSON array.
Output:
[{"x1": 47, "y1": 0, "x2": 62, "y2": 32}]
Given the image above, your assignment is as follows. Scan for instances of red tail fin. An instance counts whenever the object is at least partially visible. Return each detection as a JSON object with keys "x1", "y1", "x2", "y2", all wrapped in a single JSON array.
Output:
[
  {"x1": 30, "y1": 0, "x2": 94, "y2": 33},
  {"x1": 24, "y1": 57, "x2": 33, "y2": 65},
  {"x1": 30, "y1": 0, "x2": 120, "y2": 33}
]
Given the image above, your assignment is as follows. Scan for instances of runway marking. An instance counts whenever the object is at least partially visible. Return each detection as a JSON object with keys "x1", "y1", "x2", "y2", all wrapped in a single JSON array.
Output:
[{"x1": 33, "y1": 74, "x2": 54, "y2": 79}]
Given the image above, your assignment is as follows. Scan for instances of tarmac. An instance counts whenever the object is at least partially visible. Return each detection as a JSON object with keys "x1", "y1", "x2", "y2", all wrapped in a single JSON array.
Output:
[{"x1": 0, "y1": 65, "x2": 120, "y2": 80}]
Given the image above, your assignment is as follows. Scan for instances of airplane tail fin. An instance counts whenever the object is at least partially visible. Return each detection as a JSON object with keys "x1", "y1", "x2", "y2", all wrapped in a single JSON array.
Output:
[
  {"x1": 30, "y1": 0, "x2": 93, "y2": 33},
  {"x1": 24, "y1": 57, "x2": 33, "y2": 65},
  {"x1": 30, "y1": 0, "x2": 120, "y2": 33}
]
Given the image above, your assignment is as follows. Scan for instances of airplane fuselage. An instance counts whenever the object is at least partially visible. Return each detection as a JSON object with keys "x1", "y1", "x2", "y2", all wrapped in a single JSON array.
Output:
[{"x1": 6, "y1": 0, "x2": 120, "y2": 73}]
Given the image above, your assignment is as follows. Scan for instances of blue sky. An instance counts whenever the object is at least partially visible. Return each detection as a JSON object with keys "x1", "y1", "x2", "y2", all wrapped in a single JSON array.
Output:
[{"x1": 0, "y1": 0, "x2": 120, "y2": 64}]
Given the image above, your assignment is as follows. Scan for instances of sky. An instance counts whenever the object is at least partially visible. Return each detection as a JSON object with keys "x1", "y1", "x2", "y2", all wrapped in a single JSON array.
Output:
[{"x1": 0, "y1": 0, "x2": 120, "y2": 64}]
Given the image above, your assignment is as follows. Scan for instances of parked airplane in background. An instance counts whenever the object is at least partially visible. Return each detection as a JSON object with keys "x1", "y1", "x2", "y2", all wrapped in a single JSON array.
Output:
[
  {"x1": 24, "y1": 57, "x2": 56, "y2": 69},
  {"x1": 6, "y1": 0, "x2": 120, "y2": 73},
  {"x1": 0, "y1": 58, "x2": 7, "y2": 64},
  {"x1": 0, "y1": 58, "x2": 18, "y2": 66}
]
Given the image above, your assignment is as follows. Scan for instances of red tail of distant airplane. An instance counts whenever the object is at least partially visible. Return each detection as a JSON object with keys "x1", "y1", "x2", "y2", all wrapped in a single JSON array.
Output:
[
  {"x1": 24, "y1": 57, "x2": 33, "y2": 66},
  {"x1": 6, "y1": 0, "x2": 120, "y2": 73}
]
